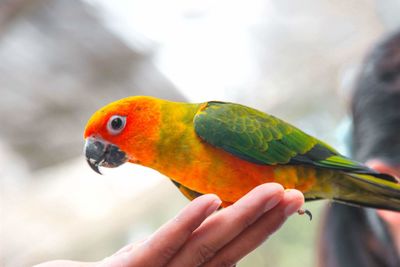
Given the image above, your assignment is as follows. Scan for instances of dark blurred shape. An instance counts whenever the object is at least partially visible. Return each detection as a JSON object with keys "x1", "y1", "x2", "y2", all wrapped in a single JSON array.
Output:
[
  {"x1": 0, "y1": 0, "x2": 184, "y2": 170},
  {"x1": 318, "y1": 30, "x2": 400, "y2": 267},
  {"x1": 320, "y1": 204, "x2": 398, "y2": 267},
  {"x1": 352, "y1": 31, "x2": 400, "y2": 166}
]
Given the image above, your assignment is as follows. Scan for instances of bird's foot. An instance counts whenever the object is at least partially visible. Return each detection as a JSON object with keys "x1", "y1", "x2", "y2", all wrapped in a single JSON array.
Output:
[{"x1": 297, "y1": 208, "x2": 312, "y2": 221}]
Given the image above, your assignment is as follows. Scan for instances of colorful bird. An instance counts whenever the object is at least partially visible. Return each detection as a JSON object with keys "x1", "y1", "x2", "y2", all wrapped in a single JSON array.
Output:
[{"x1": 84, "y1": 96, "x2": 400, "y2": 213}]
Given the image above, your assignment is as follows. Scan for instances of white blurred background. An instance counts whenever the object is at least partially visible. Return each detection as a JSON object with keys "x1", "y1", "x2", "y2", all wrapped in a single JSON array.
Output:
[{"x1": 1, "y1": 0, "x2": 399, "y2": 266}]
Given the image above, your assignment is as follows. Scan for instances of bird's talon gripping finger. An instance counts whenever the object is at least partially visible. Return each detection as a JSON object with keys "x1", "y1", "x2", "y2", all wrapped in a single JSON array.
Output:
[{"x1": 297, "y1": 209, "x2": 312, "y2": 221}]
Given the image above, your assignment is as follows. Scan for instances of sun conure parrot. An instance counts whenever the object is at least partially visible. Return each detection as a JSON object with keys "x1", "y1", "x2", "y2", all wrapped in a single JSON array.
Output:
[{"x1": 84, "y1": 96, "x2": 400, "y2": 213}]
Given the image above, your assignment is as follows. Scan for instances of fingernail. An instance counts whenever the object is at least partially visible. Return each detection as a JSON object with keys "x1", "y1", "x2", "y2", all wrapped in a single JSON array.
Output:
[
  {"x1": 205, "y1": 198, "x2": 222, "y2": 216},
  {"x1": 264, "y1": 195, "x2": 281, "y2": 212},
  {"x1": 284, "y1": 202, "x2": 300, "y2": 217}
]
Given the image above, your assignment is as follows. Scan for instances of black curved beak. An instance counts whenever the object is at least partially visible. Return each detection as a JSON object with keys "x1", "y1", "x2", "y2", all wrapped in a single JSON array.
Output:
[{"x1": 84, "y1": 137, "x2": 128, "y2": 175}]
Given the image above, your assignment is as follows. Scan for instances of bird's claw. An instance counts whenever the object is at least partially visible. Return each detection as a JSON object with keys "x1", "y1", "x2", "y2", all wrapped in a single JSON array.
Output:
[{"x1": 297, "y1": 208, "x2": 312, "y2": 221}]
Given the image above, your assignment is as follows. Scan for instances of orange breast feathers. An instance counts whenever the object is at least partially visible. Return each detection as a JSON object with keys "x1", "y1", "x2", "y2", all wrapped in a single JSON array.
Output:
[{"x1": 151, "y1": 126, "x2": 318, "y2": 204}]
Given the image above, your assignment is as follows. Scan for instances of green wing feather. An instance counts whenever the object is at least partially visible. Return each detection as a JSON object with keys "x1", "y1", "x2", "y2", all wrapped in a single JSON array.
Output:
[{"x1": 194, "y1": 101, "x2": 394, "y2": 180}]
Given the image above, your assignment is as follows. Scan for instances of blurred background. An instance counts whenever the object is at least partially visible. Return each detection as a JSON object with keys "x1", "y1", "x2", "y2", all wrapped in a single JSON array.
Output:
[{"x1": 1, "y1": 0, "x2": 399, "y2": 266}]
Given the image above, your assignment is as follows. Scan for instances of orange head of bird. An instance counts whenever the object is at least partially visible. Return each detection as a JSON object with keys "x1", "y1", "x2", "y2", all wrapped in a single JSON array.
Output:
[{"x1": 83, "y1": 96, "x2": 161, "y2": 174}]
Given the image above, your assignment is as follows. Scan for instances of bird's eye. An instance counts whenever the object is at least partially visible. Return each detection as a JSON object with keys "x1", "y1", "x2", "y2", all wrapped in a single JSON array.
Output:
[{"x1": 107, "y1": 115, "x2": 126, "y2": 135}]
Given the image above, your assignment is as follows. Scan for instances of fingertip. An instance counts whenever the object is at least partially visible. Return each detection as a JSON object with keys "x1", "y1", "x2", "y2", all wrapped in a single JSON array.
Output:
[
  {"x1": 195, "y1": 194, "x2": 221, "y2": 206},
  {"x1": 175, "y1": 194, "x2": 221, "y2": 222},
  {"x1": 366, "y1": 160, "x2": 400, "y2": 180},
  {"x1": 266, "y1": 182, "x2": 285, "y2": 192},
  {"x1": 255, "y1": 182, "x2": 285, "y2": 196},
  {"x1": 260, "y1": 184, "x2": 285, "y2": 211},
  {"x1": 284, "y1": 189, "x2": 305, "y2": 203},
  {"x1": 263, "y1": 192, "x2": 283, "y2": 212},
  {"x1": 283, "y1": 189, "x2": 305, "y2": 216},
  {"x1": 193, "y1": 194, "x2": 222, "y2": 215},
  {"x1": 201, "y1": 193, "x2": 221, "y2": 201},
  {"x1": 365, "y1": 159, "x2": 385, "y2": 169}
]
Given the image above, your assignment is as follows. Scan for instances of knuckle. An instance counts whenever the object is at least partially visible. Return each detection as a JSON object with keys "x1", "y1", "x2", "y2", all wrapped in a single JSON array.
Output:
[
  {"x1": 240, "y1": 212, "x2": 256, "y2": 228},
  {"x1": 159, "y1": 245, "x2": 179, "y2": 260},
  {"x1": 195, "y1": 243, "x2": 217, "y2": 265},
  {"x1": 232, "y1": 205, "x2": 256, "y2": 228}
]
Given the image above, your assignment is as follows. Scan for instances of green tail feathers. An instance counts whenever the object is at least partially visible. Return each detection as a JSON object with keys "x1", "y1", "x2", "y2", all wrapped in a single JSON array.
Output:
[{"x1": 332, "y1": 172, "x2": 400, "y2": 211}]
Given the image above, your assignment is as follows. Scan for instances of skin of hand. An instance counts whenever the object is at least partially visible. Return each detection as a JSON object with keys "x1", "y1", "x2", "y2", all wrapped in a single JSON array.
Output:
[
  {"x1": 34, "y1": 183, "x2": 304, "y2": 267},
  {"x1": 367, "y1": 160, "x2": 400, "y2": 254}
]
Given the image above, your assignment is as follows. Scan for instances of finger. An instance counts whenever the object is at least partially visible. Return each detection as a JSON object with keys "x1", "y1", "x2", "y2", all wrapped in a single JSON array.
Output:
[
  {"x1": 366, "y1": 160, "x2": 400, "y2": 180},
  {"x1": 377, "y1": 209, "x2": 400, "y2": 225},
  {"x1": 167, "y1": 183, "x2": 284, "y2": 267},
  {"x1": 204, "y1": 189, "x2": 305, "y2": 267},
  {"x1": 120, "y1": 194, "x2": 221, "y2": 267}
]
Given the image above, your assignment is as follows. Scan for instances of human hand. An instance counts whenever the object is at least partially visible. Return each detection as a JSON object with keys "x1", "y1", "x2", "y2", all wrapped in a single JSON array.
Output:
[
  {"x1": 366, "y1": 160, "x2": 400, "y2": 254},
  {"x1": 35, "y1": 183, "x2": 304, "y2": 267},
  {"x1": 367, "y1": 160, "x2": 400, "y2": 224}
]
